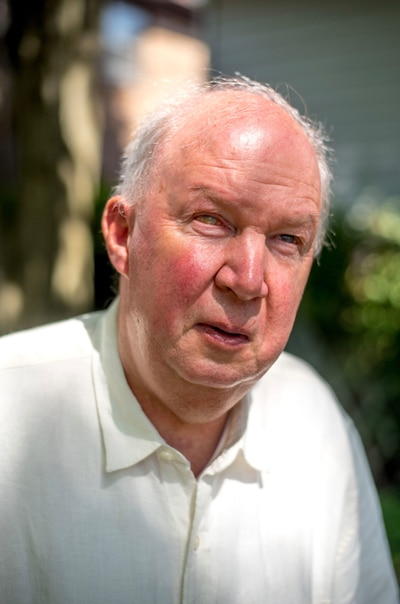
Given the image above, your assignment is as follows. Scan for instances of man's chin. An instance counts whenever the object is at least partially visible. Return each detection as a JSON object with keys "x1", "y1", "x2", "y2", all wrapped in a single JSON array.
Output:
[{"x1": 176, "y1": 359, "x2": 265, "y2": 391}]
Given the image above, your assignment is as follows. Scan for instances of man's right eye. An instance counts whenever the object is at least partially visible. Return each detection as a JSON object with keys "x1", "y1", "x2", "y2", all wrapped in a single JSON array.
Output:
[{"x1": 195, "y1": 215, "x2": 219, "y2": 225}]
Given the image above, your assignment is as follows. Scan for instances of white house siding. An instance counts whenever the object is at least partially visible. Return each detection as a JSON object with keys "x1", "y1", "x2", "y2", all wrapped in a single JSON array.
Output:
[{"x1": 205, "y1": 0, "x2": 400, "y2": 201}]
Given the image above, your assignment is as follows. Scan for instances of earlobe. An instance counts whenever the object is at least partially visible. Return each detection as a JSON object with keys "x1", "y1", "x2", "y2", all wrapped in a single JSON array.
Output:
[{"x1": 101, "y1": 196, "x2": 132, "y2": 277}]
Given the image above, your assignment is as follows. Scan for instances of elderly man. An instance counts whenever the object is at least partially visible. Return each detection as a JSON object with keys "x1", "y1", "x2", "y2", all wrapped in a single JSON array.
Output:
[{"x1": 0, "y1": 76, "x2": 398, "y2": 603}]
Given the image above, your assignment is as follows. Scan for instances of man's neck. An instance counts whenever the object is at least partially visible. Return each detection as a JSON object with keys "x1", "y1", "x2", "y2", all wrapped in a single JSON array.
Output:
[
  {"x1": 125, "y1": 374, "x2": 231, "y2": 477},
  {"x1": 154, "y1": 412, "x2": 229, "y2": 477}
]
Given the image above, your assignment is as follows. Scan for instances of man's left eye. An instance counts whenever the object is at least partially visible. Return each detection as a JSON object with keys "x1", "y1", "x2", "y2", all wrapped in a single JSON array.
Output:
[{"x1": 279, "y1": 234, "x2": 297, "y2": 244}]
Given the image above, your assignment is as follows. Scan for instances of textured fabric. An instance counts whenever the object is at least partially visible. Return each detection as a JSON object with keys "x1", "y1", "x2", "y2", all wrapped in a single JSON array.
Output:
[{"x1": 0, "y1": 300, "x2": 398, "y2": 604}]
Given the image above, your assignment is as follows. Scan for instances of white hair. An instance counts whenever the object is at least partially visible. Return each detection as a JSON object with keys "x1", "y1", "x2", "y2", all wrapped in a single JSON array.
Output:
[{"x1": 115, "y1": 75, "x2": 334, "y2": 254}]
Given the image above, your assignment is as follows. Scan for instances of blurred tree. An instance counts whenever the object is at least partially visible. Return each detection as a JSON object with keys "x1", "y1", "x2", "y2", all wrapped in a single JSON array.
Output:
[
  {"x1": 3, "y1": 0, "x2": 103, "y2": 329},
  {"x1": 342, "y1": 192, "x2": 400, "y2": 485}
]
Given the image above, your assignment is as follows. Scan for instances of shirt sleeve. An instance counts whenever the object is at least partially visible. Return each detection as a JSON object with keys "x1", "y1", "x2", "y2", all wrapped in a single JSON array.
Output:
[{"x1": 333, "y1": 418, "x2": 399, "y2": 603}]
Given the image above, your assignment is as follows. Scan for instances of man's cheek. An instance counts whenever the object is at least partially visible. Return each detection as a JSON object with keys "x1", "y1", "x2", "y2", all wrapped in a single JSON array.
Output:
[
  {"x1": 168, "y1": 251, "x2": 211, "y2": 301},
  {"x1": 269, "y1": 276, "x2": 303, "y2": 322}
]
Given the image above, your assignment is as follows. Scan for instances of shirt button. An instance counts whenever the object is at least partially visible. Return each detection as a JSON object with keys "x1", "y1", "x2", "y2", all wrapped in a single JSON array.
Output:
[
  {"x1": 158, "y1": 449, "x2": 175, "y2": 462},
  {"x1": 193, "y1": 535, "x2": 200, "y2": 550}
]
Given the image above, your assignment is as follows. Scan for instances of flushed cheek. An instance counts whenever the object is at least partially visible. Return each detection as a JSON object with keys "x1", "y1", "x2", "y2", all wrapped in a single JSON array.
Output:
[
  {"x1": 164, "y1": 247, "x2": 215, "y2": 302},
  {"x1": 149, "y1": 249, "x2": 215, "y2": 334}
]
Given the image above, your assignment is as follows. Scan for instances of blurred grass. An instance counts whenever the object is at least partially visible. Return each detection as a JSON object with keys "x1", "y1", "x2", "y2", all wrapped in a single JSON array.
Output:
[{"x1": 380, "y1": 486, "x2": 400, "y2": 585}]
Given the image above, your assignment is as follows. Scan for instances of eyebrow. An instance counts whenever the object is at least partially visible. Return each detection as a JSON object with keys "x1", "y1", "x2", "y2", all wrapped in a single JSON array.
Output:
[
  {"x1": 189, "y1": 186, "x2": 319, "y2": 228},
  {"x1": 276, "y1": 214, "x2": 319, "y2": 229},
  {"x1": 189, "y1": 185, "x2": 222, "y2": 200}
]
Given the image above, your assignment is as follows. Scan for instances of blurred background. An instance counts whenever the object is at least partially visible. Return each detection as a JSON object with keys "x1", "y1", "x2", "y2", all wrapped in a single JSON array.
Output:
[{"x1": 0, "y1": 0, "x2": 399, "y2": 580}]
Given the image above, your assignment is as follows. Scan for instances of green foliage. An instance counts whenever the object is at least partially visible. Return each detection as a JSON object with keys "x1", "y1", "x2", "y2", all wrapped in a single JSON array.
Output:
[
  {"x1": 380, "y1": 487, "x2": 400, "y2": 584},
  {"x1": 343, "y1": 193, "x2": 400, "y2": 370}
]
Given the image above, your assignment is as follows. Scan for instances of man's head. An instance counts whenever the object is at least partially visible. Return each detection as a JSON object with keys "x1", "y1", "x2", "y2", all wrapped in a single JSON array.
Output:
[{"x1": 102, "y1": 75, "x2": 332, "y2": 423}]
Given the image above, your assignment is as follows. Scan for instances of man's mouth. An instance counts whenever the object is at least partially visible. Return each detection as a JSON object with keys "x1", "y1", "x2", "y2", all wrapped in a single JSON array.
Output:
[{"x1": 196, "y1": 323, "x2": 250, "y2": 347}]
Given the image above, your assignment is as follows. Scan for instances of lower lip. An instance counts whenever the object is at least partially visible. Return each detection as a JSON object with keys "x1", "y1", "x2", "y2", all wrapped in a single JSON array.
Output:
[{"x1": 196, "y1": 324, "x2": 249, "y2": 348}]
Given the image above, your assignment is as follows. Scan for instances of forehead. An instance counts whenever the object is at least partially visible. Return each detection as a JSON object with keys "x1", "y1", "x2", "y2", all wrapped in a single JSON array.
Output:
[
  {"x1": 152, "y1": 92, "x2": 321, "y2": 200},
  {"x1": 159, "y1": 92, "x2": 318, "y2": 172}
]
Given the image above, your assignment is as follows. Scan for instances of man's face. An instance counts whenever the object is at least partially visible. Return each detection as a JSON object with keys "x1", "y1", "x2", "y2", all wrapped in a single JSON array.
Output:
[{"x1": 110, "y1": 97, "x2": 321, "y2": 420}]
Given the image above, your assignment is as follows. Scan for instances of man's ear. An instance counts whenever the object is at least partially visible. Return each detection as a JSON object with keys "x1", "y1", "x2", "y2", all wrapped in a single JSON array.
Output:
[{"x1": 101, "y1": 196, "x2": 133, "y2": 277}]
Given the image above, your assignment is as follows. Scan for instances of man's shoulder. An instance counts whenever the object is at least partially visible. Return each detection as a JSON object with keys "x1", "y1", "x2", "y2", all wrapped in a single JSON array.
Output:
[
  {"x1": 261, "y1": 351, "x2": 336, "y2": 394},
  {"x1": 0, "y1": 310, "x2": 104, "y2": 371},
  {"x1": 251, "y1": 351, "x2": 348, "y2": 428},
  {"x1": 245, "y1": 351, "x2": 355, "y2": 472}
]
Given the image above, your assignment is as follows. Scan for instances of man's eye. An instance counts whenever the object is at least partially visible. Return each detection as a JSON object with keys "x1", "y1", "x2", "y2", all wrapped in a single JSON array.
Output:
[
  {"x1": 196, "y1": 215, "x2": 219, "y2": 225},
  {"x1": 279, "y1": 233, "x2": 301, "y2": 245},
  {"x1": 279, "y1": 234, "x2": 297, "y2": 245}
]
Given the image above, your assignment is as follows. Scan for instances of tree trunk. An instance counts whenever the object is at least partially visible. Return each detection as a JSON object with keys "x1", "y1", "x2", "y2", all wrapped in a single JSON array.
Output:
[{"x1": 4, "y1": 0, "x2": 102, "y2": 330}]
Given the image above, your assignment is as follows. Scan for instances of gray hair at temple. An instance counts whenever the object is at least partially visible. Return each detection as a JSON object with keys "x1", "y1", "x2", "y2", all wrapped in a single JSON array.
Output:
[{"x1": 115, "y1": 75, "x2": 334, "y2": 255}]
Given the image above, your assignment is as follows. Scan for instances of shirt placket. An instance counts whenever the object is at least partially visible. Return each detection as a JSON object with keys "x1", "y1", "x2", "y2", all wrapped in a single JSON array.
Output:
[{"x1": 181, "y1": 474, "x2": 215, "y2": 604}]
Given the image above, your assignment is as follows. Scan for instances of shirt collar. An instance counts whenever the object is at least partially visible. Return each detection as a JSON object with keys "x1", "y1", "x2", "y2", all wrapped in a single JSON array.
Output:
[
  {"x1": 208, "y1": 390, "x2": 273, "y2": 475},
  {"x1": 92, "y1": 299, "x2": 164, "y2": 472}
]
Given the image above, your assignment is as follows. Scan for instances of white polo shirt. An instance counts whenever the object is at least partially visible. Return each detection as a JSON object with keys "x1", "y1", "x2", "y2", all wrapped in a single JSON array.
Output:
[{"x1": 0, "y1": 300, "x2": 398, "y2": 603}]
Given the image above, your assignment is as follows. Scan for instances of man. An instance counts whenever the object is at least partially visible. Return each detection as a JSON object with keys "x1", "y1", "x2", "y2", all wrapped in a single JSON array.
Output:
[{"x1": 0, "y1": 76, "x2": 398, "y2": 603}]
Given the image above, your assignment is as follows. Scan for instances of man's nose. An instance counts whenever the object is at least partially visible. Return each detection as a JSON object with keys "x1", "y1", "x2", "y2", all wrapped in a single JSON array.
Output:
[{"x1": 214, "y1": 231, "x2": 268, "y2": 300}]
